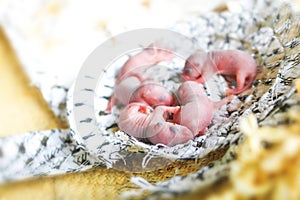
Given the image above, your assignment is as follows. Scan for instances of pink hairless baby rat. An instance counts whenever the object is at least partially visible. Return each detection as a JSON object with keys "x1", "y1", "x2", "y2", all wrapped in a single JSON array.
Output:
[
  {"x1": 105, "y1": 45, "x2": 174, "y2": 112},
  {"x1": 182, "y1": 49, "x2": 257, "y2": 95},
  {"x1": 118, "y1": 81, "x2": 230, "y2": 145},
  {"x1": 146, "y1": 105, "x2": 194, "y2": 146},
  {"x1": 118, "y1": 103, "x2": 193, "y2": 146},
  {"x1": 162, "y1": 81, "x2": 231, "y2": 136},
  {"x1": 118, "y1": 102, "x2": 153, "y2": 139},
  {"x1": 106, "y1": 77, "x2": 174, "y2": 112},
  {"x1": 116, "y1": 44, "x2": 174, "y2": 83},
  {"x1": 129, "y1": 83, "x2": 174, "y2": 107}
]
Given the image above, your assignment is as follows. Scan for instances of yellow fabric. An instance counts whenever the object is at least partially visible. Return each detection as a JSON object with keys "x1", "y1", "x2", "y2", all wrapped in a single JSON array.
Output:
[{"x1": 0, "y1": 30, "x2": 63, "y2": 137}]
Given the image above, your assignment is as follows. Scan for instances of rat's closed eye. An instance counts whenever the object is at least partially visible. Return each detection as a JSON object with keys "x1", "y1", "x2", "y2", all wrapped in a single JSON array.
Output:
[{"x1": 184, "y1": 67, "x2": 193, "y2": 74}]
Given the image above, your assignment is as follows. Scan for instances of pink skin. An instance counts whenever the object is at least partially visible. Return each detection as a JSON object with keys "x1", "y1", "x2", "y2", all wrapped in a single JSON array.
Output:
[
  {"x1": 129, "y1": 83, "x2": 174, "y2": 107},
  {"x1": 146, "y1": 106, "x2": 194, "y2": 146},
  {"x1": 118, "y1": 103, "x2": 194, "y2": 146},
  {"x1": 106, "y1": 66, "x2": 154, "y2": 112},
  {"x1": 182, "y1": 50, "x2": 257, "y2": 95},
  {"x1": 106, "y1": 78, "x2": 174, "y2": 112},
  {"x1": 117, "y1": 44, "x2": 174, "y2": 83},
  {"x1": 169, "y1": 81, "x2": 230, "y2": 136},
  {"x1": 105, "y1": 45, "x2": 174, "y2": 112},
  {"x1": 118, "y1": 82, "x2": 231, "y2": 145},
  {"x1": 173, "y1": 81, "x2": 214, "y2": 136},
  {"x1": 106, "y1": 76, "x2": 141, "y2": 112},
  {"x1": 118, "y1": 102, "x2": 153, "y2": 139}
]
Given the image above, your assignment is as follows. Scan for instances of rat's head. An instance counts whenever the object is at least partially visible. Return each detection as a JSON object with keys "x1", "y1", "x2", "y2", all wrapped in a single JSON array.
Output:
[
  {"x1": 130, "y1": 83, "x2": 174, "y2": 107},
  {"x1": 176, "y1": 81, "x2": 205, "y2": 103},
  {"x1": 182, "y1": 51, "x2": 207, "y2": 83}
]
